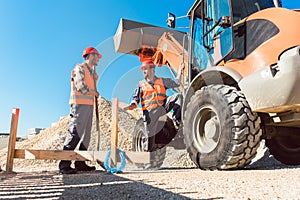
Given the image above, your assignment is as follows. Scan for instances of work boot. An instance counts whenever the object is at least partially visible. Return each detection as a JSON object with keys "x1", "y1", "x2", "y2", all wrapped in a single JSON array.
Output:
[
  {"x1": 59, "y1": 166, "x2": 77, "y2": 174},
  {"x1": 75, "y1": 161, "x2": 96, "y2": 171},
  {"x1": 59, "y1": 160, "x2": 77, "y2": 174}
]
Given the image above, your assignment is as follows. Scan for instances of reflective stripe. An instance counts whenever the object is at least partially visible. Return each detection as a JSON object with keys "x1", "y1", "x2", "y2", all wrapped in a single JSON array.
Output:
[
  {"x1": 70, "y1": 95, "x2": 93, "y2": 100},
  {"x1": 142, "y1": 104, "x2": 158, "y2": 110},
  {"x1": 142, "y1": 99, "x2": 165, "y2": 107},
  {"x1": 141, "y1": 93, "x2": 166, "y2": 101}
]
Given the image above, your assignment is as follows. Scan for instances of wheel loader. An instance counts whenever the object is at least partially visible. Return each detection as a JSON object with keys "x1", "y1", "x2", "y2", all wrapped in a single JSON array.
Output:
[{"x1": 113, "y1": 0, "x2": 300, "y2": 170}]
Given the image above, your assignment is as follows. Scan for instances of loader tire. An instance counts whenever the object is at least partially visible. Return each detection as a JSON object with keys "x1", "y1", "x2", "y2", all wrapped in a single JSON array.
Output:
[
  {"x1": 266, "y1": 134, "x2": 300, "y2": 165},
  {"x1": 184, "y1": 85, "x2": 262, "y2": 170},
  {"x1": 132, "y1": 118, "x2": 166, "y2": 169}
]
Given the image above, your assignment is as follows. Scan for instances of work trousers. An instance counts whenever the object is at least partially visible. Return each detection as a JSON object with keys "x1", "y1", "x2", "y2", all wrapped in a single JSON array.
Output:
[
  {"x1": 142, "y1": 93, "x2": 182, "y2": 151},
  {"x1": 59, "y1": 104, "x2": 93, "y2": 170}
]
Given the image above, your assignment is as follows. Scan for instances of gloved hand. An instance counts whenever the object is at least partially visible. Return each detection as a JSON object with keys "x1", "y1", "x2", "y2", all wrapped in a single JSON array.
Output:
[{"x1": 123, "y1": 103, "x2": 137, "y2": 110}]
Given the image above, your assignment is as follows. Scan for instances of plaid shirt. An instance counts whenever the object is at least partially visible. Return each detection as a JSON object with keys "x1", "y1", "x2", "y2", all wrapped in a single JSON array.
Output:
[{"x1": 72, "y1": 64, "x2": 95, "y2": 94}]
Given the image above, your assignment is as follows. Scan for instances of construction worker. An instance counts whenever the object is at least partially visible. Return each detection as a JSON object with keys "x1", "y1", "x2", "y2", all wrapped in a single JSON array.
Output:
[
  {"x1": 124, "y1": 60, "x2": 184, "y2": 152},
  {"x1": 59, "y1": 47, "x2": 101, "y2": 174}
]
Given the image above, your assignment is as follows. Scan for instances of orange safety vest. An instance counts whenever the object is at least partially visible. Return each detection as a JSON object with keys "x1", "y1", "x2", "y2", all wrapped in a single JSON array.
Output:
[
  {"x1": 140, "y1": 78, "x2": 167, "y2": 111},
  {"x1": 69, "y1": 64, "x2": 95, "y2": 105}
]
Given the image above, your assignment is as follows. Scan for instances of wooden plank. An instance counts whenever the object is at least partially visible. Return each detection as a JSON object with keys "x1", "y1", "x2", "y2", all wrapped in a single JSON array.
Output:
[
  {"x1": 123, "y1": 151, "x2": 150, "y2": 164},
  {"x1": 14, "y1": 149, "x2": 104, "y2": 161},
  {"x1": 6, "y1": 108, "x2": 20, "y2": 172},
  {"x1": 14, "y1": 149, "x2": 151, "y2": 164},
  {"x1": 110, "y1": 98, "x2": 119, "y2": 167},
  {"x1": 94, "y1": 151, "x2": 150, "y2": 164}
]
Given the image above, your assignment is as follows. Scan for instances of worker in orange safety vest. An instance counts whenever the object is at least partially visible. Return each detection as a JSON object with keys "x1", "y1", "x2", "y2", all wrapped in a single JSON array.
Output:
[
  {"x1": 59, "y1": 47, "x2": 101, "y2": 174},
  {"x1": 124, "y1": 60, "x2": 184, "y2": 152}
]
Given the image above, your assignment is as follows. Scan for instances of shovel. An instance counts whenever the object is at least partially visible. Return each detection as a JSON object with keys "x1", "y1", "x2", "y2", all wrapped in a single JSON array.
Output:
[{"x1": 94, "y1": 96, "x2": 105, "y2": 169}]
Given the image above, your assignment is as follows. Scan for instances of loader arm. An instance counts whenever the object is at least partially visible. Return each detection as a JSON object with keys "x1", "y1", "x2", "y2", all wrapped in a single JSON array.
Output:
[{"x1": 152, "y1": 32, "x2": 189, "y2": 90}]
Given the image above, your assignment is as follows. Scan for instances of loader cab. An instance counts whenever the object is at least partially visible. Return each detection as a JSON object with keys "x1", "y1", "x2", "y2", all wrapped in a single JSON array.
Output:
[
  {"x1": 187, "y1": 0, "x2": 233, "y2": 80},
  {"x1": 187, "y1": 0, "x2": 279, "y2": 80}
]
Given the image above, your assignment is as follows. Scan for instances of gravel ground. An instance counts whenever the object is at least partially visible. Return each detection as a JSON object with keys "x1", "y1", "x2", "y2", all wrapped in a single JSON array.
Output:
[
  {"x1": 1, "y1": 143, "x2": 299, "y2": 200},
  {"x1": 1, "y1": 164, "x2": 299, "y2": 200}
]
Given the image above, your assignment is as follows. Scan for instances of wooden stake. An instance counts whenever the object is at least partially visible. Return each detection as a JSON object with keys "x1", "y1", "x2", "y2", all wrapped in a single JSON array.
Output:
[
  {"x1": 110, "y1": 98, "x2": 119, "y2": 167},
  {"x1": 6, "y1": 108, "x2": 20, "y2": 173}
]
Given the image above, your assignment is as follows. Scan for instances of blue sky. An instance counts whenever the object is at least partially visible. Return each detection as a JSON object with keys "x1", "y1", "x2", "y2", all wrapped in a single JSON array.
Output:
[{"x1": 0, "y1": 0, "x2": 299, "y2": 137}]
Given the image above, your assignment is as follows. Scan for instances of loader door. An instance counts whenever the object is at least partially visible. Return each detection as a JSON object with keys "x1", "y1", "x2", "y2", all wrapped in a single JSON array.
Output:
[{"x1": 190, "y1": 0, "x2": 234, "y2": 70}]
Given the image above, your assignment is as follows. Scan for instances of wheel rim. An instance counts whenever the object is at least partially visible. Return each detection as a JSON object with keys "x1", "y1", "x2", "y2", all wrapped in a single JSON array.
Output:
[
  {"x1": 193, "y1": 105, "x2": 221, "y2": 153},
  {"x1": 135, "y1": 130, "x2": 145, "y2": 152}
]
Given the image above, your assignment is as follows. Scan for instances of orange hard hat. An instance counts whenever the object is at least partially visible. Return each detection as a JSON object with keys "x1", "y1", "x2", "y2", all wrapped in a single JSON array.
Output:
[
  {"x1": 82, "y1": 47, "x2": 102, "y2": 59},
  {"x1": 137, "y1": 46, "x2": 156, "y2": 62},
  {"x1": 141, "y1": 60, "x2": 155, "y2": 70}
]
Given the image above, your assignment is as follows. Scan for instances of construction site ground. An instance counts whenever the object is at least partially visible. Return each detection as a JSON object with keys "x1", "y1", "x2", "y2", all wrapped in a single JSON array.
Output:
[{"x1": 0, "y1": 97, "x2": 299, "y2": 199}]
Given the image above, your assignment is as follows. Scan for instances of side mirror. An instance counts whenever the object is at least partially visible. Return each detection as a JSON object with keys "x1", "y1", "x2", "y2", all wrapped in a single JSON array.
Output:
[{"x1": 166, "y1": 13, "x2": 176, "y2": 28}]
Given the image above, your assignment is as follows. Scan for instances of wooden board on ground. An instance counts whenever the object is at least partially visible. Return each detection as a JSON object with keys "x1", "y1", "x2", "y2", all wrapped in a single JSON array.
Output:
[{"x1": 13, "y1": 149, "x2": 150, "y2": 164}]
